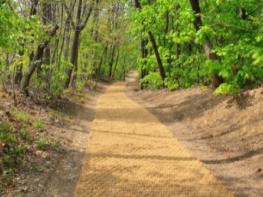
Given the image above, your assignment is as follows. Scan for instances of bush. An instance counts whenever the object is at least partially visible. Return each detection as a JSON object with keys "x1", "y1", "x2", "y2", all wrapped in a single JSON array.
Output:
[
  {"x1": 32, "y1": 121, "x2": 45, "y2": 130},
  {"x1": 11, "y1": 108, "x2": 33, "y2": 124},
  {"x1": 214, "y1": 83, "x2": 240, "y2": 95},
  {"x1": 140, "y1": 72, "x2": 164, "y2": 89},
  {"x1": 164, "y1": 78, "x2": 179, "y2": 91},
  {"x1": 36, "y1": 134, "x2": 61, "y2": 151},
  {"x1": 19, "y1": 129, "x2": 34, "y2": 143}
]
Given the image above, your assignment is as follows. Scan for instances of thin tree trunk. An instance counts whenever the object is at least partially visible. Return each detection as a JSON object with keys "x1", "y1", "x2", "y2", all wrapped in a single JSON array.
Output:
[
  {"x1": 66, "y1": 29, "x2": 81, "y2": 88},
  {"x1": 122, "y1": 56, "x2": 126, "y2": 80},
  {"x1": 109, "y1": 45, "x2": 116, "y2": 78},
  {"x1": 112, "y1": 48, "x2": 119, "y2": 78},
  {"x1": 65, "y1": 0, "x2": 83, "y2": 88},
  {"x1": 64, "y1": 24, "x2": 71, "y2": 61},
  {"x1": 148, "y1": 32, "x2": 166, "y2": 81},
  {"x1": 140, "y1": 39, "x2": 148, "y2": 80},
  {"x1": 96, "y1": 45, "x2": 108, "y2": 79}
]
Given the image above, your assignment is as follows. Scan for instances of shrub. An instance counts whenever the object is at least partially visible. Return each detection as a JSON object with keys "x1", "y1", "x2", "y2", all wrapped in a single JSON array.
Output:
[
  {"x1": 140, "y1": 72, "x2": 164, "y2": 89},
  {"x1": 214, "y1": 83, "x2": 240, "y2": 95}
]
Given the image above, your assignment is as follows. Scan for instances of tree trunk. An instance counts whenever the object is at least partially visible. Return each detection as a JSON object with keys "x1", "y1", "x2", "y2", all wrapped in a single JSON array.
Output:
[
  {"x1": 109, "y1": 45, "x2": 116, "y2": 78},
  {"x1": 140, "y1": 39, "x2": 148, "y2": 80},
  {"x1": 21, "y1": 26, "x2": 59, "y2": 95},
  {"x1": 65, "y1": 0, "x2": 83, "y2": 88},
  {"x1": 134, "y1": 0, "x2": 166, "y2": 81},
  {"x1": 30, "y1": 0, "x2": 39, "y2": 15},
  {"x1": 148, "y1": 32, "x2": 166, "y2": 81},
  {"x1": 65, "y1": 0, "x2": 93, "y2": 88},
  {"x1": 15, "y1": 0, "x2": 39, "y2": 85},
  {"x1": 189, "y1": 0, "x2": 223, "y2": 88},
  {"x1": 112, "y1": 48, "x2": 119, "y2": 78},
  {"x1": 63, "y1": 20, "x2": 71, "y2": 61},
  {"x1": 96, "y1": 45, "x2": 108, "y2": 79},
  {"x1": 65, "y1": 29, "x2": 81, "y2": 88}
]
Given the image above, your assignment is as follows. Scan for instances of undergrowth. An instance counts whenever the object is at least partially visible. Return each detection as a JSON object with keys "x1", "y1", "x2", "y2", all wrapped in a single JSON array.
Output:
[{"x1": 0, "y1": 107, "x2": 61, "y2": 193}]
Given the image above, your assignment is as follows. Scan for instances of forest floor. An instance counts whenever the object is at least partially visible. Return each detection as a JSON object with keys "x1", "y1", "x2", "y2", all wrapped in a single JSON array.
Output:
[
  {"x1": 127, "y1": 71, "x2": 263, "y2": 197},
  {"x1": 0, "y1": 83, "x2": 105, "y2": 196}
]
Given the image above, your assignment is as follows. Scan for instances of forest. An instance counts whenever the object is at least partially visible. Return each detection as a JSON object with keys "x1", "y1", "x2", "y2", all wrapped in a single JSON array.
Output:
[
  {"x1": 0, "y1": 0, "x2": 263, "y2": 196},
  {"x1": 1, "y1": 0, "x2": 263, "y2": 96}
]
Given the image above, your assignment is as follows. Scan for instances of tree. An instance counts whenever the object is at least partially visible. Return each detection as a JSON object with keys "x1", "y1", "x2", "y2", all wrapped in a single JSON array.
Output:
[
  {"x1": 134, "y1": 0, "x2": 166, "y2": 81},
  {"x1": 65, "y1": 0, "x2": 94, "y2": 88},
  {"x1": 189, "y1": 0, "x2": 223, "y2": 88},
  {"x1": 21, "y1": 0, "x2": 59, "y2": 95}
]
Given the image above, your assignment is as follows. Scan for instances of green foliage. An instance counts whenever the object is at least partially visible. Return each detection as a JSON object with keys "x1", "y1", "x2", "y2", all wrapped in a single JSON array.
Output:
[
  {"x1": 0, "y1": 0, "x2": 262, "y2": 99},
  {"x1": 35, "y1": 136, "x2": 50, "y2": 151},
  {"x1": 11, "y1": 108, "x2": 45, "y2": 130},
  {"x1": 128, "y1": 0, "x2": 263, "y2": 93},
  {"x1": 0, "y1": 123, "x2": 16, "y2": 146},
  {"x1": 164, "y1": 78, "x2": 179, "y2": 91},
  {"x1": 32, "y1": 121, "x2": 45, "y2": 130},
  {"x1": 36, "y1": 134, "x2": 61, "y2": 151},
  {"x1": 195, "y1": 26, "x2": 215, "y2": 44},
  {"x1": 48, "y1": 63, "x2": 70, "y2": 98},
  {"x1": 0, "y1": 123, "x2": 26, "y2": 169},
  {"x1": 140, "y1": 72, "x2": 164, "y2": 89},
  {"x1": 11, "y1": 108, "x2": 33, "y2": 124},
  {"x1": 214, "y1": 83, "x2": 240, "y2": 95},
  {"x1": 19, "y1": 129, "x2": 34, "y2": 143},
  {"x1": 0, "y1": 1, "x2": 18, "y2": 50}
]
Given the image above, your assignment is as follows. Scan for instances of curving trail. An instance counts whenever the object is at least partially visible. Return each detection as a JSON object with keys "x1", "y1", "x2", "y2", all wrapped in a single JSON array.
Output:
[{"x1": 74, "y1": 79, "x2": 233, "y2": 197}]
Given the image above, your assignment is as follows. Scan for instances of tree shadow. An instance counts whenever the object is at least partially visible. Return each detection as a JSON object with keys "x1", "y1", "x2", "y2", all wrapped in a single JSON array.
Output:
[
  {"x1": 202, "y1": 147, "x2": 263, "y2": 164},
  {"x1": 75, "y1": 151, "x2": 226, "y2": 197},
  {"x1": 92, "y1": 128, "x2": 171, "y2": 139},
  {"x1": 50, "y1": 99, "x2": 96, "y2": 121},
  {"x1": 87, "y1": 152, "x2": 195, "y2": 162},
  {"x1": 140, "y1": 92, "x2": 225, "y2": 124},
  {"x1": 49, "y1": 82, "x2": 107, "y2": 121},
  {"x1": 38, "y1": 149, "x2": 87, "y2": 197},
  {"x1": 95, "y1": 107, "x2": 158, "y2": 123}
]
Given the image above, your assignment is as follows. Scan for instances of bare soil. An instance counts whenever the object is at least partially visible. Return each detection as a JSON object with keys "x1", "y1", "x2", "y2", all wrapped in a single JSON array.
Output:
[{"x1": 127, "y1": 72, "x2": 263, "y2": 197}]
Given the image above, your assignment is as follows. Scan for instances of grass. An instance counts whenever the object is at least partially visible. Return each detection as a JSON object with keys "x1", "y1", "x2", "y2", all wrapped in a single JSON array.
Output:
[
  {"x1": 31, "y1": 163, "x2": 45, "y2": 173},
  {"x1": 0, "y1": 123, "x2": 16, "y2": 147},
  {"x1": 0, "y1": 122, "x2": 26, "y2": 191},
  {"x1": 36, "y1": 135, "x2": 50, "y2": 150},
  {"x1": 80, "y1": 97, "x2": 85, "y2": 104},
  {"x1": 11, "y1": 108, "x2": 33, "y2": 123},
  {"x1": 19, "y1": 128, "x2": 34, "y2": 143},
  {"x1": 36, "y1": 134, "x2": 61, "y2": 151},
  {"x1": 32, "y1": 121, "x2": 45, "y2": 130},
  {"x1": 0, "y1": 99, "x2": 65, "y2": 193},
  {"x1": 10, "y1": 107, "x2": 46, "y2": 130},
  {"x1": 0, "y1": 120, "x2": 61, "y2": 193},
  {"x1": 0, "y1": 123, "x2": 27, "y2": 167},
  {"x1": 48, "y1": 108, "x2": 67, "y2": 119},
  {"x1": 0, "y1": 170, "x2": 14, "y2": 190},
  {"x1": 0, "y1": 121, "x2": 62, "y2": 193}
]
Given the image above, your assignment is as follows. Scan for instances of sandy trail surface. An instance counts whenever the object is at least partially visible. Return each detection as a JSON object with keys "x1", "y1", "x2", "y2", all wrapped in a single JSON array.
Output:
[{"x1": 74, "y1": 81, "x2": 233, "y2": 197}]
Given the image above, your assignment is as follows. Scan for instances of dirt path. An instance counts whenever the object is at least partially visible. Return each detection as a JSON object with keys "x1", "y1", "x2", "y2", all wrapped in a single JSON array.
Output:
[{"x1": 74, "y1": 81, "x2": 233, "y2": 197}]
